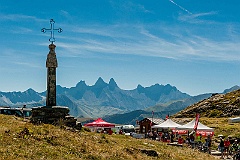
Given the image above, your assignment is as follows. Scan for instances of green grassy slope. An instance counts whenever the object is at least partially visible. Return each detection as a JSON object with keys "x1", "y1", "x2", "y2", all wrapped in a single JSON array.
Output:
[
  {"x1": 0, "y1": 114, "x2": 217, "y2": 160},
  {"x1": 174, "y1": 89, "x2": 240, "y2": 118}
]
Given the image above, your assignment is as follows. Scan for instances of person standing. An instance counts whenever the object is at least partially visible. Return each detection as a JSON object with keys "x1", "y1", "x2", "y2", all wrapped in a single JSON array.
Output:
[
  {"x1": 224, "y1": 138, "x2": 231, "y2": 158},
  {"x1": 178, "y1": 136, "x2": 184, "y2": 144},
  {"x1": 220, "y1": 137, "x2": 225, "y2": 159},
  {"x1": 231, "y1": 139, "x2": 239, "y2": 155},
  {"x1": 190, "y1": 133, "x2": 195, "y2": 148},
  {"x1": 207, "y1": 135, "x2": 212, "y2": 154},
  {"x1": 170, "y1": 132, "x2": 174, "y2": 143}
]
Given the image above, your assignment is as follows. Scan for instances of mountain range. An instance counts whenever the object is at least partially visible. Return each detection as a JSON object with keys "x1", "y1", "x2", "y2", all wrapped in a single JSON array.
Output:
[
  {"x1": 0, "y1": 78, "x2": 239, "y2": 124},
  {"x1": 104, "y1": 86, "x2": 240, "y2": 125}
]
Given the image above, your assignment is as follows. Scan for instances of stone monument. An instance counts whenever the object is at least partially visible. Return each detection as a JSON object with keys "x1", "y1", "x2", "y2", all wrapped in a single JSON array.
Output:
[
  {"x1": 31, "y1": 19, "x2": 78, "y2": 128},
  {"x1": 42, "y1": 19, "x2": 62, "y2": 106},
  {"x1": 46, "y1": 43, "x2": 57, "y2": 106}
]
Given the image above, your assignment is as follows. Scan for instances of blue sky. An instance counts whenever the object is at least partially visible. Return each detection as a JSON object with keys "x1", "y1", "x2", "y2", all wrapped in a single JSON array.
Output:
[{"x1": 0, "y1": 0, "x2": 240, "y2": 96}]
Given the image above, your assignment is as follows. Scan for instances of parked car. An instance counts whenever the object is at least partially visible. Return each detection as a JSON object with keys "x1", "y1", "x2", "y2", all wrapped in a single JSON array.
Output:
[{"x1": 0, "y1": 106, "x2": 32, "y2": 118}]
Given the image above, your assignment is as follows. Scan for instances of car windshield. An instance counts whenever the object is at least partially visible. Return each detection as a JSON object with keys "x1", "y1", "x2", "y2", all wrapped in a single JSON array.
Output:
[
  {"x1": 123, "y1": 128, "x2": 135, "y2": 133},
  {"x1": 23, "y1": 111, "x2": 32, "y2": 117}
]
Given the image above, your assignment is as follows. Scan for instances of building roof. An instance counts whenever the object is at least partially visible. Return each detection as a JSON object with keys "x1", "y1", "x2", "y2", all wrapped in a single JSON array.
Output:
[{"x1": 146, "y1": 118, "x2": 164, "y2": 125}]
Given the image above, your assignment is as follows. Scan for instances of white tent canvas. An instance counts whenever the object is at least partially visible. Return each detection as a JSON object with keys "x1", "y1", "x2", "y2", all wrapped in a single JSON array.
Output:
[
  {"x1": 152, "y1": 119, "x2": 181, "y2": 129},
  {"x1": 176, "y1": 119, "x2": 214, "y2": 131}
]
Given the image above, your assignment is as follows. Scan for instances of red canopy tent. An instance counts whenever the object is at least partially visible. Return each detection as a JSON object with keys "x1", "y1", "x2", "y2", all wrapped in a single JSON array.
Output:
[{"x1": 84, "y1": 118, "x2": 115, "y2": 127}]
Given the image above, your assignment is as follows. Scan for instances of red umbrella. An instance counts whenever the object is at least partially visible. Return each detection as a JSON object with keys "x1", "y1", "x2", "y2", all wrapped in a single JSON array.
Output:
[{"x1": 84, "y1": 118, "x2": 115, "y2": 127}]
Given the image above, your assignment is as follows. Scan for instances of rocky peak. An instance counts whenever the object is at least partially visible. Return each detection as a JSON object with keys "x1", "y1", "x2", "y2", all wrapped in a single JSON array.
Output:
[
  {"x1": 137, "y1": 83, "x2": 179, "y2": 101},
  {"x1": 25, "y1": 88, "x2": 36, "y2": 94},
  {"x1": 165, "y1": 84, "x2": 177, "y2": 91},
  {"x1": 137, "y1": 84, "x2": 144, "y2": 91},
  {"x1": 94, "y1": 77, "x2": 108, "y2": 88},
  {"x1": 76, "y1": 80, "x2": 87, "y2": 88},
  {"x1": 91, "y1": 77, "x2": 108, "y2": 98},
  {"x1": 109, "y1": 78, "x2": 118, "y2": 90}
]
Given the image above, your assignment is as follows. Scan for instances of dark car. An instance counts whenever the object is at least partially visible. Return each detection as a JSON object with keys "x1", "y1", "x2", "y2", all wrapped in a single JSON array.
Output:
[{"x1": 0, "y1": 107, "x2": 32, "y2": 118}]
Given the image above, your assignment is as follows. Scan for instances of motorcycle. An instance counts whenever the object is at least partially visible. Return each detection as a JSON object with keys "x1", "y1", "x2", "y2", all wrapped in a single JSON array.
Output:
[{"x1": 233, "y1": 149, "x2": 240, "y2": 160}]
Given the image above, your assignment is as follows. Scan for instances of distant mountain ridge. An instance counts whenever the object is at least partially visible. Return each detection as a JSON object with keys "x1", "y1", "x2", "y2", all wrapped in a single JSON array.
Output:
[
  {"x1": 0, "y1": 78, "x2": 239, "y2": 124},
  {"x1": 0, "y1": 77, "x2": 191, "y2": 118},
  {"x1": 102, "y1": 86, "x2": 240, "y2": 125}
]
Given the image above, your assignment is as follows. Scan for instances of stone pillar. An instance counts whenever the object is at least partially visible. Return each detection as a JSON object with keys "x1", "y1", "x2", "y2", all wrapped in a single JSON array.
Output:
[
  {"x1": 31, "y1": 44, "x2": 77, "y2": 127},
  {"x1": 46, "y1": 44, "x2": 58, "y2": 106}
]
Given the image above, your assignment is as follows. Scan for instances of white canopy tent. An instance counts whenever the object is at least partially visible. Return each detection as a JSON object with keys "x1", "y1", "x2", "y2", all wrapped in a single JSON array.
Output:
[
  {"x1": 152, "y1": 119, "x2": 181, "y2": 129},
  {"x1": 176, "y1": 119, "x2": 214, "y2": 132}
]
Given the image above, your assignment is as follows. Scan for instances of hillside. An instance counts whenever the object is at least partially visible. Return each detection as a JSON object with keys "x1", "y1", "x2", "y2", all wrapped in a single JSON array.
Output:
[
  {"x1": 145, "y1": 93, "x2": 212, "y2": 115},
  {"x1": 0, "y1": 114, "x2": 216, "y2": 160},
  {"x1": 174, "y1": 89, "x2": 240, "y2": 118},
  {"x1": 102, "y1": 93, "x2": 213, "y2": 125}
]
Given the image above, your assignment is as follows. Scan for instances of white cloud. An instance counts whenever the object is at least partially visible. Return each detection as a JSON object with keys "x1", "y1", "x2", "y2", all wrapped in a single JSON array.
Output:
[
  {"x1": 192, "y1": 11, "x2": 218, "y2": 18},
  {"x1": 13, "y1": 61, "x2": 41, "y2": 68},
  {"x1": 0, "y1": 13, "x2": 47, "y2": 22},
  {"x1": 0, "y1": 48, "x2": 42, "y2": 69},
  {"x1": 2, "y1": 12, "x2": 238, "y2": 63},
  {"x1": 178, "y1": 11, "x2": 218, "y2": 24},
  {"x1": 10, "y1": 27, "x2": 33, "y2": 34},
  {"x1": 59, "y1": 10, "x2": 74, "y2": 22},
  {"x1": 109, "y1": 0, "x2": 153, "y2": 15},
  {"x1": 57, "y1": 23, "x2": 240, "y2": 62}
]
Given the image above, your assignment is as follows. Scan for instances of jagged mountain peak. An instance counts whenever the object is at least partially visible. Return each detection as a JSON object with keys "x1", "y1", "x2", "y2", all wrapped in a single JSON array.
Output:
[
  {"x1": 76, "y1": 80, "x2": 87, "y2": 88},
  {"x1": 137, "y1": 84, "x2": 144, "y2": 88},
  {"x1": 94, "y1": 77, "x2": 108, "y2": 88},
  {"x1": 25, "y1": 88, "x2": 36, "y2": 93},
  {"x1": 26, "y1": 88, "x2": 35, "y2": 91},
  {"x1": 136, "y1": 83, "x2": 188, "y2": 102},
  {"x1": 109, "y1": 78, "x2": 118, "y2": 90},
  {"x1": 0, "y1": 78, "x2": 196, "y2": 119},
  {"x1": 166, "y1": 83, "x2": 176, "y2": 89}
]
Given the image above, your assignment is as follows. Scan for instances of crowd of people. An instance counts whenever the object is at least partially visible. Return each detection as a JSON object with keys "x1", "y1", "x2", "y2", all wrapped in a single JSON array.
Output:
[
  {"x1": 219, "y1": 137, "x2": 240, "y2": 159},
  {"x1": 145, "y1": 130, "x2": 209, "y2": 148},
  {"x1": 145, "y1": 129, "x2": 240, "y2": 159}
]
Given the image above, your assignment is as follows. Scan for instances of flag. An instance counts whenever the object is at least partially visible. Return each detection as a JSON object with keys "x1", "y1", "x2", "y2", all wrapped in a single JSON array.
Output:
[
  {"x1": 165, "y1": 113, "x2": 169, "y2": 120},
  {"x1": 151, "y1": 111, "x2": 154, "y2": 126},
  {"x1": 193, "y1": 113, "x2": 200, "y2": 131}
]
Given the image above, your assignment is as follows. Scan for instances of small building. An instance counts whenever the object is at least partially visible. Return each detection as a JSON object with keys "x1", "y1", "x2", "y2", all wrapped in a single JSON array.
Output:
[{"x1": 138, "y1": 118, "x2": 164, "y2": 134}]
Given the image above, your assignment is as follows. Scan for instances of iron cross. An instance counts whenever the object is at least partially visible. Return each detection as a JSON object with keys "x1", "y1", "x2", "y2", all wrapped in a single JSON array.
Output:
[{"x1": 41, "y1": 19, "x2": 62, "y2": 44}]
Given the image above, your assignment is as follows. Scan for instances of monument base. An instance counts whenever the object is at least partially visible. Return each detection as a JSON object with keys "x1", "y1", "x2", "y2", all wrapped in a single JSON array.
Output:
[{"x1": 31, "y1": 106, "x2": 77, "y2": 127}]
